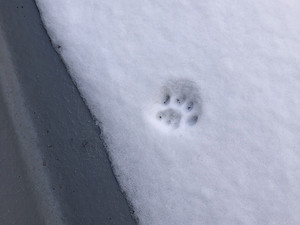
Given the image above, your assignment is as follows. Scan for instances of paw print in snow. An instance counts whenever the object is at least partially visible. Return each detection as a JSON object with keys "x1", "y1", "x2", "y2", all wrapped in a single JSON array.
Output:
[
  {"x1": 155, "y1": 80, "x2": 201, "y2": 129},
  {"x1": 157, "y1": 108, "x2": 182, "y2": 128}
]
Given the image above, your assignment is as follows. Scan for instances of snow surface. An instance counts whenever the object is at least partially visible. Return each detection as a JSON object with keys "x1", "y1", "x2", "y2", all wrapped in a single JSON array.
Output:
[{"x1": 35, "y1": 0, "x2": 300, "y2": 224}]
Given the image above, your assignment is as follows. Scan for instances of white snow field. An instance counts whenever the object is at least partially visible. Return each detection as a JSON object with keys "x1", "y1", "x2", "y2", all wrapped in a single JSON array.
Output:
[{"x1": 36, "y1": 0, "x2": 300, "y2": 224}]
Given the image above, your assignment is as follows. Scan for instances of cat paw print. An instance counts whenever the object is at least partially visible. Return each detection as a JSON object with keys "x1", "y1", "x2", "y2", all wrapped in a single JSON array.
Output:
[{"x1": 154, "y1": 80, "x2": 201, "y2": 130}]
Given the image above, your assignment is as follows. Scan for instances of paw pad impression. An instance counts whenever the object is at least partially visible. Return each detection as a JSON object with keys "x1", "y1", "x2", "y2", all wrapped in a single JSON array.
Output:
[{"x1": 155, "y1": 79, "x2": 201, "y2": 130}]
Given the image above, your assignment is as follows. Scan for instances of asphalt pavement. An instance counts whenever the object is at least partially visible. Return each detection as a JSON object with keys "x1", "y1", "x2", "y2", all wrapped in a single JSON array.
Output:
[{"x1": 0, "y1": 1, "x2": 137, "y2": 224}]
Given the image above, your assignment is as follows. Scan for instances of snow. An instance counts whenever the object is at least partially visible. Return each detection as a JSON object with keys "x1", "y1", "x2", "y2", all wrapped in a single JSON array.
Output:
[{"x1": 35, "y1": 0, "x2": 300, "y2": 224}]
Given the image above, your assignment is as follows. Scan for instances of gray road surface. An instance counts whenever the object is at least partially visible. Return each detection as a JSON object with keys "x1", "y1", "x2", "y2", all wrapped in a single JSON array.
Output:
[{"x1": 0, "y1": 0, "x2": 137, "y2": 224}]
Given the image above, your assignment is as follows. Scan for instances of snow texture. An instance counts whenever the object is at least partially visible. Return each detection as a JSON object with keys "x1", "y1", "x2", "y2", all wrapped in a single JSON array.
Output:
[
  {"x1": 35, "y1": 0, "x2": 300, "y2": 224},
  {"x1": 152, "y1": 79, "x2": 201, "y2": 130}
]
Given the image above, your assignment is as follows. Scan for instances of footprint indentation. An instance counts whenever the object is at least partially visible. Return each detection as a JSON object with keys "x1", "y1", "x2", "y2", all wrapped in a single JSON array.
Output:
[
  {"x1": 163, "y1": 95, "x2": 171, "y2": 105},
  {"x1": 157, "y1": 109, "x2": 182, "y2": 128},
  {"x1": 154, "y1": 80, "x2": 201, "y2": 130},
  {"x1": 175, "y1": 95, "x2": 186, "y2": 105},
  {"x1": 186, "y1": 101, "x2": 194, "y2": 111}
]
